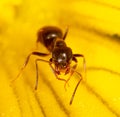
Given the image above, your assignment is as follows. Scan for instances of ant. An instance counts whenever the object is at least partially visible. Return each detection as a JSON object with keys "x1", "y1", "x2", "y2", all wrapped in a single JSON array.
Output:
[{"x1": 13, "y1": 26, "x2": 86, "y2": 105}]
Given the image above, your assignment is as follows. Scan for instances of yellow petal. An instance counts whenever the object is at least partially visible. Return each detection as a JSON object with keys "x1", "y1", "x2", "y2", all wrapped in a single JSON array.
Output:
[{"x1": 0, "y1": 0, "x2": 120, "y2": 117}]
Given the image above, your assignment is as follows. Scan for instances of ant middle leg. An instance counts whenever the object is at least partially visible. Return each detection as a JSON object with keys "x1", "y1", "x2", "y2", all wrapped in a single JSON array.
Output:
[
  {"x1": 12, "y1": 51, "x2": 49, "y2": 83},
  {"x1": 35, "y1": 58, "x2": 50, "y2": 90}
]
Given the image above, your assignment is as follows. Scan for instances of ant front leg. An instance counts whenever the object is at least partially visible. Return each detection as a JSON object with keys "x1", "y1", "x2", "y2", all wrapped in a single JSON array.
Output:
[
  {"x1": 49, "y1": 58, "x2": 67, "y2": 83},
  {"x1": 64, "y1": 64, "x2": 77, "y2": 91},
  {"x1": 69, "y1": 71, "x2": 82, "y2": 105},
  {"x1": 12, "y1": 51, "x2": 49, "y2": 83},
  {"x1": 73, "y1": 54, "x2": 86, "y2": 78},
  {"x1": 69, "y1": 56, "x2": 83, "y2": 105}
]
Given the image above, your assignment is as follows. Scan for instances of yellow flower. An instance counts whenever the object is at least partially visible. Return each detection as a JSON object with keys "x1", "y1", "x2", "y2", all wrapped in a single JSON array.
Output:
[{"x1": 0, "y1": 0, "x2": 120, "y2": 117}]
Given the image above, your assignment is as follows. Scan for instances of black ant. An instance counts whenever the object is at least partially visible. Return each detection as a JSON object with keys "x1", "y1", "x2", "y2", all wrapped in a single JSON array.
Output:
[{"x1": 13, "y1": 26, "x2": 86, "y2": 105}]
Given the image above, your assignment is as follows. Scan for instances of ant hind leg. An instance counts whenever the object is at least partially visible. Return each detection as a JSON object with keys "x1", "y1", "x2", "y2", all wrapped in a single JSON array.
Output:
[
  {"x1": 11, "y1": 51, "x2": 49, "y2": 83},
  {"x1": 63, "y1": 26, "x2": 69, "y2": 40}
]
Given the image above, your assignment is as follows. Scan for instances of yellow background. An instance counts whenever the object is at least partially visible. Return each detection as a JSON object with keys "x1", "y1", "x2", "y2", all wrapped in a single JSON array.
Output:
[{"x1": 0, "y1": 0, "x2": 120, "y2": 117}]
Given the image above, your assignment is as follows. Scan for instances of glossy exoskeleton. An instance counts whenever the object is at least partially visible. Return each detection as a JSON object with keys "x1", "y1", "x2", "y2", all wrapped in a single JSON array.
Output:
[{"x1": 13, "y1": 26, "x2": 86, "y2": 105}]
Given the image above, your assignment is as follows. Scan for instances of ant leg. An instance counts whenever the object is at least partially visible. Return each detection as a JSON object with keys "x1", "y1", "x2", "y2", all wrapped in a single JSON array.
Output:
[
  {"x1": 63, "y1": 26, "x2": 69, "y2": 40},
  {"x1": 73, "y1": 54, "x2": 86, "y2": 77},
  {"x1": 69, "y1": 71, "x2": 82, "y2": 105},
  {"x1": 64, "y1": 64, "x2": 77, "y2": 90},
  {"x1": 49, "y1": 61, "x2": 66, "y2": 83},
  {"x1": 11, "y1": 51, "x2": 49, "y2": 83},
  {"x1": 35, "y1": 59, "x2": 49, "y2": 90}
]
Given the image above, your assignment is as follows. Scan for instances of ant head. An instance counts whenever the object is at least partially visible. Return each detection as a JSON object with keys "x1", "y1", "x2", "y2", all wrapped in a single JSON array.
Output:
[{"x1": 52, "y1": 47, "x2": 73, "y2": 70}]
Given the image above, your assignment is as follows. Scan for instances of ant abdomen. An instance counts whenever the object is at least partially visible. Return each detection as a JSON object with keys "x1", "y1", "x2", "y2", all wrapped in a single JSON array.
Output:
[{"x1": 37, "y1": 26, "x2": 63, "y2": 52}]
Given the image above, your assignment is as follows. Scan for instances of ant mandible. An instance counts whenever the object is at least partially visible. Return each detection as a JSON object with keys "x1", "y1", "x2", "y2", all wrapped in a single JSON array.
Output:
[{"x1": 13, "y1": 26, "x2": 86, "y2": 105}]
